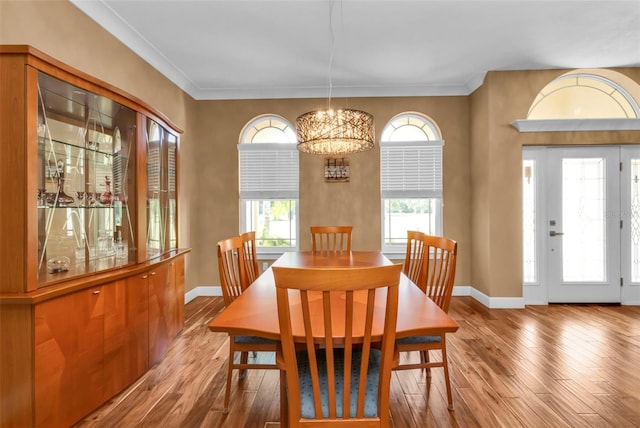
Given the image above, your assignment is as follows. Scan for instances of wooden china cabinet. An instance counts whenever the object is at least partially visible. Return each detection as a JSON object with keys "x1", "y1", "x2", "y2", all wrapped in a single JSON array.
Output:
[{"x1": 0, "y1": 45, "x2": 190, "y2": 427}]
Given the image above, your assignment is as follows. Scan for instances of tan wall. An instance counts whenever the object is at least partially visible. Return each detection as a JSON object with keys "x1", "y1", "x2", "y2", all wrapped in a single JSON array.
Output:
[
  {"x1": 191, "y1": 96, "x2": 471, "y2": 289},
  {"x1": 470, "y1": 77, "x2": 491, "y2": 296},
  {"x1": 472, "y1": 68, "x2": 640, "y2": 298}
]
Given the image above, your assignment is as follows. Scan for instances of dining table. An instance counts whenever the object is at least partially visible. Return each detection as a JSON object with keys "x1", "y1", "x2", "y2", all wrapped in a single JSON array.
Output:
[{"x1": 208, "y1": 250, "x2": 459, "y2": 341}]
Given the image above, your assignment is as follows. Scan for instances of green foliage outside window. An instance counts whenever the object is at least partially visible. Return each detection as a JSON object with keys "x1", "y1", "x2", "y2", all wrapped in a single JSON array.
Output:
[{"x1": 388, "y1": 199, "x2": 433, "y2": 213}]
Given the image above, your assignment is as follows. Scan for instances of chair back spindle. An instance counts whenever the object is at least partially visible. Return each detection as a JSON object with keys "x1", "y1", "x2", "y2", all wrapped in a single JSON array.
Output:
[
  {"x1": 423, "y1": 235, "x2": 457, "y2": 313},
  {"x1": 403, "y1": 230, "x2": 427, "y2": 286},
  {"x1": 241, "y1": 231, "x2": 260, "y2": 285},
  {"x1": 310, "y1": 226, "x2": 353, "y2": 253},
  {"x1": 217, "y1": 236, "x2": 247, "y2": 307}
]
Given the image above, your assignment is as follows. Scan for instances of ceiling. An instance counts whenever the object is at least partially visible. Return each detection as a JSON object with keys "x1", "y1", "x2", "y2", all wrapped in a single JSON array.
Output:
[{"x1": 70, "y1": 0, "x2": 640, "y2": 101}]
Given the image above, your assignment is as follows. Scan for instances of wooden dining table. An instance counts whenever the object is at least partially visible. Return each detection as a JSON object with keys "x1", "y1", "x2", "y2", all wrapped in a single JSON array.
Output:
[{"x1": 208, "y1": 251, "x2": 459, "y2": 341}]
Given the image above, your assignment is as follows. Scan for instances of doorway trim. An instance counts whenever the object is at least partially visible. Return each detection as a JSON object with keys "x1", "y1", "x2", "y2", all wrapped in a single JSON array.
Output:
[{"x1": 524, "y1": 145, "x2": 640, "y2": 305}]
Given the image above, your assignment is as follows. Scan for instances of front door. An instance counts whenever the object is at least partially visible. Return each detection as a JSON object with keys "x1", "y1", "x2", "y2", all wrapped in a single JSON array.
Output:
[{"x1": 546, "y1": 147, "x2": 621, "y2": 303}]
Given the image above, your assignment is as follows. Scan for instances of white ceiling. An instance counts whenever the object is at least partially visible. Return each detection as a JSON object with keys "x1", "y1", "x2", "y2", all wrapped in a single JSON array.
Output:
[{"x1": 70, "y1": 0, "x2": 640, "y2": 101}]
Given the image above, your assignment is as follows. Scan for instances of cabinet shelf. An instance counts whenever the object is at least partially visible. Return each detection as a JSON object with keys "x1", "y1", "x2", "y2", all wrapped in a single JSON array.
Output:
[
  {"x1": 37, "y1": 204, "x2": 128, "y2": 209},
  {"x1": 38, "y1": 136, "x2": 125, "y2": 158}
]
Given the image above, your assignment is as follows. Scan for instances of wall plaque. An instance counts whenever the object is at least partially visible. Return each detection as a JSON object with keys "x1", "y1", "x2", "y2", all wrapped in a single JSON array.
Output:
[{"x1": 324, "y1": 157, "x2": 350, "y2": 182}]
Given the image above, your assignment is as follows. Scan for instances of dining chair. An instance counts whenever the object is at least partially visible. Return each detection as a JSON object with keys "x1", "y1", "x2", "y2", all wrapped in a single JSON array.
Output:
[
  {"x1": 241, "y1": 231, "x2": 260, "y2": 285},
  {"x1": 310, "y1": 225, "x2": 353, "y2": 253},
  {"x1": 403, "y1": 230, "x2": 427, "y2": 285},
  {"x1": 272, "y1": 263, "x2": 403, "y2": 427},
  {"x1": 216, "y1": 236, "x2": 278, "y2": 412},
  {"x1": 394, "y1": 234, "x2": 458, "y2": 410}
]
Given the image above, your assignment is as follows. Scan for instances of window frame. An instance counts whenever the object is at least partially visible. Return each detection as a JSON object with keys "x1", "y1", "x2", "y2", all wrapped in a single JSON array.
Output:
[
  {"x1": 238, "y1": 115, "x2": 299, "y2": 256},
  {"x1": 379, "y1": 113, "x2": 444, "y2": 256}
]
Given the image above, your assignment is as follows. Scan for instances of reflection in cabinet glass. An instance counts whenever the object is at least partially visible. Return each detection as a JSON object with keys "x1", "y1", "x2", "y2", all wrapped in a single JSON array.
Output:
[
  {"x1": 37, "y1": 72, "x2": 137, "y2": 283},
  {"x1": 146, "y1": 118, "x2": 178, "y2": 258}
]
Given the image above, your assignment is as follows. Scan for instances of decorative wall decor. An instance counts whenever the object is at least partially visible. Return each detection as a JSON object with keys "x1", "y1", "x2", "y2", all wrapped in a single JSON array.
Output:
[{"x1": 324, "y1": 157, "x2": 350, "y2": 182}]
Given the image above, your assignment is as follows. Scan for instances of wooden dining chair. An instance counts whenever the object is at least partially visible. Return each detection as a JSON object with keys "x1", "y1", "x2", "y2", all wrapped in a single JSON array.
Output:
[
  {"x1": 272, "y1": 263, "x2": 402, "y2": 427},
  {"x1": 241, "y1": 231, "x2": 260, "y2": 285},
  {"x1": 394, "y1": 234, "x2": 458, "y2": 410},
  {"x1": 310, "y1": 226, "x2": 353, "y2": 253},
  {"x1": 216, "y1": 236, "x2": 278, "y2": 412},
  {"x1": 403, "y1": 230, "x2": 427, "y2": 285}
]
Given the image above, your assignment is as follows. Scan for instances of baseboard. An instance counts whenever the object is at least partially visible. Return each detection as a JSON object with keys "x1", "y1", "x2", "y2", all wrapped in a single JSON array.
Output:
[
  {"x1": 185, "y1": 286, "x2": 221, "y2": 304},
  {"x1": 452, "y1": 285, "x2": 471, "y2": 296},
  {"x1": 470, "y1": 287, "x2": 525, "y2": 309}
]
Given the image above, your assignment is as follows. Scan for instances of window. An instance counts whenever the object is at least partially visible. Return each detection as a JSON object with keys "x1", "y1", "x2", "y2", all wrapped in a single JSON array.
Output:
[
  {"x1": 380, "y1": 112, "x2": 443, "y2": 253},
  {"x1": 512, "y1": 69, "x2": 640, "y2": 132},
  {"x1": 522, "y1": 157, "x2": 538, "y2": 284},
  {"x1": 528, "y1": 72, "x2": 640, "y2": 119},
  {"x1": 239, "y1": 115, "x2": 298, "y2": 254}
]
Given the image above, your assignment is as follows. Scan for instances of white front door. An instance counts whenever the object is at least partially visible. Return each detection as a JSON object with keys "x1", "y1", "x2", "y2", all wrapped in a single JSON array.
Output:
[
  {"x1": 546, "y1": 147, "x2": 621, "y2": 303},
  {"x1": 620, "y1": 148, "x2": 640, "y2": 304}
]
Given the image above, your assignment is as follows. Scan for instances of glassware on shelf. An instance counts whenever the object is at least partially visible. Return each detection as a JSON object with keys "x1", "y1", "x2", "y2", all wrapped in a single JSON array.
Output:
[
  {"x1": 45, "y1": 174, "x2": 75, "y2": 207},
  {"x1": 114, "y1": 231, "x2": 127, "y2": 261},
  {"x1": 46, "y1": 255, "x2": 70, "y2": 273},
  {"x1": 97, "y1": 230, "x2": 115, "y2": 257},
  {"x1": 37, "y1": 188, "x2": 46, "y2": 206},
  {"x1": 54, "y1": 176, "x2": 75, "y2": 207},
  {"x1": 99, "y1": 176, "x2": 113, "y2": 206},
  {"x1": 75, "y1": 244, "x2": 86, "y2": 263}
]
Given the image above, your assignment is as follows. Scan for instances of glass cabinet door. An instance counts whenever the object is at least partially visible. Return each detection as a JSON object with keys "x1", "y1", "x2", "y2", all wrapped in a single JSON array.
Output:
[
  {"x1": 37, "y1": 72, "x2": 137, "y2": 284},
  {"x1": 145, "y1": 117, "x2": 178, "y2": 258}
]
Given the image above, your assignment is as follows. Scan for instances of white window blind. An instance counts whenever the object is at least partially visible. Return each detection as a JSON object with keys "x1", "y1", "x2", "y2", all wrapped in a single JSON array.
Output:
[
  {"x1": 238, "y1": 142, "x2": 299, "y2": 199},
  {"x1": 380, "y1": 140, "x2": 444, "y2": 198}
]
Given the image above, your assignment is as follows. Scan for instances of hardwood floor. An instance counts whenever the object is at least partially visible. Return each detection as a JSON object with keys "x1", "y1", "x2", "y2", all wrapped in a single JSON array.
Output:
[{"x1": 75, "y1": 296, "x2": 640, "y2": 427}]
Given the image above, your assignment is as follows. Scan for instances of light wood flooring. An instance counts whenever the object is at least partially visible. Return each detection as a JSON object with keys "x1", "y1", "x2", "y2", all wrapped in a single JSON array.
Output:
[{"x1": 75, "y1": 296, "x2": 640, "y2": 427}]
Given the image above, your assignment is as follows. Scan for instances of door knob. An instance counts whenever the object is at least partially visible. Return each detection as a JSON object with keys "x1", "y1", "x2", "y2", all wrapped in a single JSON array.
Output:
[{"x1": 549, "y1": 230, "x2": 564, "y2": 237}]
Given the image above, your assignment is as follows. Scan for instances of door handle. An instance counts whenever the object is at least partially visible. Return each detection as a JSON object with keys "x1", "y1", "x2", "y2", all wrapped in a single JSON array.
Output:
[{"x1": 549, "y1": 230, "x2": 564, "y2": 237}]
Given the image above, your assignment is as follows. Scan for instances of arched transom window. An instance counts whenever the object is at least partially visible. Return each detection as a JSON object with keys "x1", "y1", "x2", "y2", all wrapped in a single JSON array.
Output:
[{"x1": 528, "y1": 72, "x2": 640, "y2": 119}]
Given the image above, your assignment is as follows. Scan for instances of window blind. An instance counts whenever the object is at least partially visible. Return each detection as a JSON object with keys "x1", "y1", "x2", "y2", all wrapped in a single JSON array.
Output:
[
  {"x1": 238, "y1": 142, "x2": 299, "y2": 199},
  {"x1": 380, "y1": 140, "x2": 444, "y2": 198}
]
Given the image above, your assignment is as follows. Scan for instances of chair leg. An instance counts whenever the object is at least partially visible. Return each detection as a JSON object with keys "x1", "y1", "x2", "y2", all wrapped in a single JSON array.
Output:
[
  {"x1": 422, "y1": 350, "x2": 431, "y2": 377},
  {"x1": 441, "y1": 343, "x2": 453, "y2": 411},
  {"x1": 279, "y1": 370, "x2": 288, "y2": 427},
  {"x1": 224, "y1": 344, "x2": 235, "y2": 412},
  {"x1": 239, "y1": 351, "x2": 249, "y2": 379}
]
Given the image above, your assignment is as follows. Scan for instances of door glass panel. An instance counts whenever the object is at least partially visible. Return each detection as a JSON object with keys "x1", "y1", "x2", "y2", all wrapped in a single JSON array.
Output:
[
  {"x1": 522, "y1": 159, "x2": 537, "y2": 283},
  {"x1": 146, "y1": 118, "x2": 179, "y2": 258},
  {"x1": 631, "y1": 159, "x2": 640, "y2": 282},
  {"x1": 562, "y1": 158, "x2": 606, "y2": 282},
  {"x1": 37, "y1": 72, "x2": 136, "y2": 285}
]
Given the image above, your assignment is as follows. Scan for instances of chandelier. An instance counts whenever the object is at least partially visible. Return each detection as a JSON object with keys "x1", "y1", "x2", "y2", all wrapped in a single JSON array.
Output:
[
  {"x1": 296, "y1": 108, "x2": 374, "y2": 155},
  {"x1": 295, "y1": 0, "x2": 375, "y2": 155}
]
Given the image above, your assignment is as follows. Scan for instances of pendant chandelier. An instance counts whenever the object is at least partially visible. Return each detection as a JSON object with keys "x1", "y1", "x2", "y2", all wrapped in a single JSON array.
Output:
[
  {"x1": 296, "y1": 1, "x2": 375, "y2": 155},
  {"x1": 296, "y1": 108, "x2": 374, "y2": 155}
]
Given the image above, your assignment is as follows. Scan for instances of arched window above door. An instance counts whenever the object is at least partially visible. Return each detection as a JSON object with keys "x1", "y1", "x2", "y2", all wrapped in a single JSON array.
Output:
[{"x1": 512, "y1": 69, "x2": 640, "y2": 132}]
